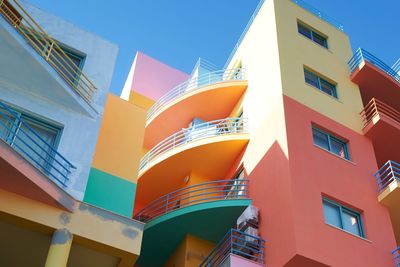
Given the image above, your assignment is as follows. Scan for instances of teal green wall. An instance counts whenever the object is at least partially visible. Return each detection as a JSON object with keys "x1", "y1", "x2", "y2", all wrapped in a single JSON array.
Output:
[{"x1": 83, "y1": 168, "x2": 136, "y2": 217}]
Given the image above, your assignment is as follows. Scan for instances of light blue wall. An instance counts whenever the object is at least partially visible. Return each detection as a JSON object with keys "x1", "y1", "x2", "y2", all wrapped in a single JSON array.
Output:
[{"x1": 0, "y1": 1, "x2": 118, "y2": 200}]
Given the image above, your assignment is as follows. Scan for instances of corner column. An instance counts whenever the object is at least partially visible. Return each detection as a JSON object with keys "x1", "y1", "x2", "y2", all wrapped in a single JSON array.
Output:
[{"x1": 44, "y1": 229, "x2": 73, "y2": 267}]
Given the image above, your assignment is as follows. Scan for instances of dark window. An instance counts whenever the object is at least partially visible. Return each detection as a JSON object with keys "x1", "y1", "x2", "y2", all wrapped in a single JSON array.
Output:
[
  {"x1": 304, "y1": 69, "x2": 338, "y2": 98},
  {"x1": 298, "y1": 22, "x2": 328, "y2": 48},
  {"x1": 312, "y1": 127, "x2": 349, "y2": 160}
]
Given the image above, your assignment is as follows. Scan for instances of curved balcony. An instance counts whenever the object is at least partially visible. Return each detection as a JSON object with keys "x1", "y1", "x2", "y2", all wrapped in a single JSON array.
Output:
[
  {"x1": 135, "y1": 179, "x2": 251, "y2": 267},
  {"x1": 135, "y1": 179, "x2": 249, "y2": 223},
  {"x1": 374, "y1": 161, "x2": 400, "y2": 243},
  {"x1": 348, "y1": 49, "x2": 400, "y2": 111},
  {"x1": 138, "y1": 118, "x2": 249, "y2": 199},
  {"x1": 144, "y1": 69, "x2": 247, "y2": 149},
  {"x1": 360, "y1": 98, "x2": 400, "y2": 165}
]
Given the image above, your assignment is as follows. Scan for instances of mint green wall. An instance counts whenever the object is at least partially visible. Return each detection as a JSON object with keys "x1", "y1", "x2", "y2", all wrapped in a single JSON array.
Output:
[{"x1": 83, "y1": 168, "x2": 136, "y2": 217}]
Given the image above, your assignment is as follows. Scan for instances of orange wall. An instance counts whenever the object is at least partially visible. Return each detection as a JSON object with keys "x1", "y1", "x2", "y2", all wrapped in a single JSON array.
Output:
[
  {"x1": 164, "y1": 235, "x2": 215, "y2": 267},
  {"x1": 282, "y1": 95, "x2": 396, "y2": 266},
  {"x1": 91, "y1": 94, "x2": 146, "y2": 183}
]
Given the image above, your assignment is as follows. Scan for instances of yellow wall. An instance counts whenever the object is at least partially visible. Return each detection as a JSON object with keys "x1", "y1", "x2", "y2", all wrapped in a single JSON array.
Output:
[
  {"x1": 129, "y1": 91, "x2": 155, "y2": 111},
  {"x1": 274, "y1": 0, "x2": 364, "y2": 133},
  {"x1": 164, "y1": 235, "x2": 215, "y2": 267},
  {"x1": 91, "y1": 94, "x2": 146, "y2": 183}
]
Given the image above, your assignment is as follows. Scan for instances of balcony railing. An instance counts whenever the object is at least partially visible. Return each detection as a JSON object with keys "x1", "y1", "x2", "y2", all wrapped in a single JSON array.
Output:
[
  {"x1": 374, "y1": 160, "x2": 400, "y2": 193},
  {"x1": 360, "y1": 98, "x2": 400, "y2": 128},
  {"x1": 0, "y1": 0, "x2": 97, "y2": 104},
  {"x1": 393, "y1": 59, "x2": 400, "y2": 74},
  {"x1": 146, "y1": 68, "x2": 246, "y2": 120},
  {"x1": 0, "y1": 101, "x2": 75, "y2": 187},
  {"x1": 139, "y1": 117, "x2": 248, "y2": 171},
  {"x1": 134, "y1": 179, "x2": 249, "y2": 223},
  {"x1": 292, "y1": 0, "x2": 344, "y2": 31},
  {"x1": 348, "y1": 48, "x2": 400, "y2": 84},
  {"x1": 199, "y1": 228, "x2": 266, "y2": 267},
  {"x1": 393, "y1": 247, "x2": 400, "y2": 267}
]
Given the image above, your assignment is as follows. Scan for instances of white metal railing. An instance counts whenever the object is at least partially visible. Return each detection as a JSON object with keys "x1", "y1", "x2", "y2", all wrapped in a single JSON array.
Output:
[
  {"x1": 139, "y1": 117, "x2": 248, "y2": 171},
  {"x1": 146, "y1": 68, "x2": 246, "y2": 121}
]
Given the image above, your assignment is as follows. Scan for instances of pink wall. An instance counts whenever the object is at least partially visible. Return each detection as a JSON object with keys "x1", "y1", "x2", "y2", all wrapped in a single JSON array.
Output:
[{"x1": 126, "y1": 52, "x2": 189, "y2": 101}]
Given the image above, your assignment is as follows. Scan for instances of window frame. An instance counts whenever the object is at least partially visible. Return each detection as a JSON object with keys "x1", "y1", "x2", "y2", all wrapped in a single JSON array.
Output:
[
  {"x1": 297, "y1": 21, "x2": 328, "y2": 49},
  {"x1": 322, "y1": 198, "x2": 365, "y2": 238},
  {"x1": 304, "y1": 68, "x2": 338, "y2": 99},
  {"x1": 312, "y1": 127, "x2": 350, "y2": 160}
]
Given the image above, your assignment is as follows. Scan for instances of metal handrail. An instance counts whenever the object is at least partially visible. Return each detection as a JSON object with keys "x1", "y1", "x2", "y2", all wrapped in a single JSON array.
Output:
[
  {"x1": 139, "y1": 117, "x2": 248, "y2": 171},
  {"x1": 199, "y1": 228, "x2": 266, "y2": 267},
  {"x1": 0, "y1": 0, "x2": 97, "y2": 104},
  {"x1": 393, "y1": 247, "x2": 400, "y2": 267},
  {"x1": 374, "y1": 160, "x2": 400, "y2": 192},
  {"x1": 134, "y1": 179, "x2": 249, "y2": 223},
  {"x1": 0, "y1": 101, "x2": 75, "y2": 186},
  {"x1": 360, "y1": 98, "x2": 400, "y2": 128},
  {"x1": 292, "y1": 0, "x2": 344, "y2": 31},
  {"x1": 348, "y1": 48, "x2": 400, "y2": 83},
  {"x1": 146, "y1": 68, "x2": 246, "y2": 121},
  {"x1": 393, "y1": 59, "x2": 400, "y2": 73}
]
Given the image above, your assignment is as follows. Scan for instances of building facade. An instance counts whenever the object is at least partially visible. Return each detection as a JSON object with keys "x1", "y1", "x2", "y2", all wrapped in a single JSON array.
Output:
[
  {"x1": 1, "y1": 0, "x2": 399, "y2": 266},
  {"x1": 123, "y1": 0, "x2": 400, "y2": 267}
]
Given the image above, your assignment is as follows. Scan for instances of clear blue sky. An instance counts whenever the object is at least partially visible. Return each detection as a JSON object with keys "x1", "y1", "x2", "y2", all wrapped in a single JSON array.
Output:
[{"x1": 27, "y1": 0, "x2": 400, "y2": 95}]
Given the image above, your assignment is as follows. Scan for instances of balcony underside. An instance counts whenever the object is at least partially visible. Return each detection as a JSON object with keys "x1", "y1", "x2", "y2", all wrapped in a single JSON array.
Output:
[
  {"x1": 137, "y1": 134, "x2": 249, "y2": 205},
  {"x1": 0, "y1": 19, "x2": 95, "y2": 116},
  {"x1": 144, "y1": 81, "x2": 247, "y2": 149},
  {"x1": 350, "y1": 62, "x2": 400, "y2": 111},
  {"x1": 136, "y1": 199, "x2": 251, "y2": 267},
  {"x1": 0, "y1": 140, "x2": 74, "y2": 211},
  {"x1": 378, "y1": 180, "x2": 400, "y2": 243},
  {"x1": 363, "y1": 114, "x2": 400, "y2": 165}
]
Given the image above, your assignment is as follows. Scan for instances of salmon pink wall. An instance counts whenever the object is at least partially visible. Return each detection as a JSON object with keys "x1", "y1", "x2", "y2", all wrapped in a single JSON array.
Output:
[{"x1": 283, "y1": 95, "x2": 396, "y2": 266}]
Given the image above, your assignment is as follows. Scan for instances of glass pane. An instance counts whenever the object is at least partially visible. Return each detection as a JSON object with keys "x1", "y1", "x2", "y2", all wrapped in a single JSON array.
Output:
[
  {"x1": 313, "y1": 129, "x2": 330, "y2": 150},
  {"x1": 298, "y1": 23, "x2": 312, "y2": 39},
  {"x1": 304, "y1": 70, "x2": 320, "y2": 88},
  {"x1": 0, "y1": 110, "x2": 14, "y2": 142},
  {"x1": 330, "y1": 138, "x2": 347, "y2": 159},
  {"x1": 342, "y1": 209, "x2": 362, "y2": 237},
  {"x1": 323, "y1": 201, "x2": 342, "y2": 228},
  {"x1": 13, "y1": 119, "x2": 58, "y2": 174},
  {"x1": 320, "y1": 79, "x2": 337, "y2": 98},
  {"x1": 52, "y1": 47, "x2": 83, "y2": 85},
  {"x1": 312, "y1": 32, "x2": 328, "y2": 48}
]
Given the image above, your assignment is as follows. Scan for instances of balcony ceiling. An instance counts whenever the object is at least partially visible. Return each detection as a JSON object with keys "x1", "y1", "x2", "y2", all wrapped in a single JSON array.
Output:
[
  {"x1": 351, "y1": 62, "x2": 400, "y2": 111},
  {"x1": 137, "y1": 134, "x2": 249, "y2": 205}
]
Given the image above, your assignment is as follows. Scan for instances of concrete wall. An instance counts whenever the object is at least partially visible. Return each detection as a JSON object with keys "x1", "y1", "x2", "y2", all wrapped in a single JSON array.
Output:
[{"x1": 0, "y1": 1, "x2": 118, "y2": 199}]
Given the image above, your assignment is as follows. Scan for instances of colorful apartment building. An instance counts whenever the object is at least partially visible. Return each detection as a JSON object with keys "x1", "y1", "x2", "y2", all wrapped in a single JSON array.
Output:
[
  {"x1": 120, "y1": 0, "x2": 400, "y2": 267},
  {"x1": 1, "y1": 0, "x2": 400, "y2": 266}
]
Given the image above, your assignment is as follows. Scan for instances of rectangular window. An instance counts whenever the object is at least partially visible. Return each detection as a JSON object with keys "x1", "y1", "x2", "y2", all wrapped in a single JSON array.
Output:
[
  {"x1": 297, "y1": 22, "x2": 328, "y2": 48},
  {"x1": 304, "y1": 69, "x2": 338, "y2": 98},
  {"x1": 0, "y1": 107, "x2": 62, "y2": 175},
  {"x1": 322, "y1": 198, "x2": 365, "y2": 238},
  {"x1": 312, "y1": 127, "x2": 349, "y2": 160}
]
